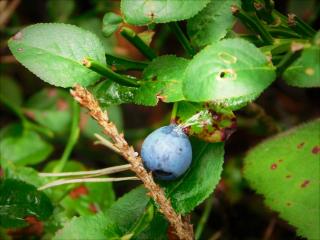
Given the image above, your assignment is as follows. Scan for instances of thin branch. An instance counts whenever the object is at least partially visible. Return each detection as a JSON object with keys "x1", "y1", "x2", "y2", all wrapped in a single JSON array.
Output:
[
  {"x1": 120, "y1": 27, "x2": 157, "y2": 60},
  {"x1": 105, "y1": 54, "x2": 149, "y2": 71},
  {"x1": 70, "y1": 84, "x2": 193, "y2": 240},
  {"x1": 195, "y1": 197, "x2": 214, "y2": 240},
  {"x1": 38, "y1": 176, "x2": 139, "y2": 191},
  {"x1": 94, "y1": 133, "x2": 121, "y2": 154},
  {"x1": 39, "y1": 164, "x2": 131, "y2": 177},
  {"x1": 0, "y1": 0, "x2": 20, "y2": 29}
]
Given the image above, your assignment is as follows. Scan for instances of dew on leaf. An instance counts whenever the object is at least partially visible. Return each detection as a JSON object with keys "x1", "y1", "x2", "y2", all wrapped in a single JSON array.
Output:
[
  {"x1": 18, "y1": 48, "x2": 23, "y2": 52},
  {"x1": 300, "y1": 180, "x2": 310, "y2": 188},
  {"x1": 270, "y1": 163, "x2": 277, "y2": 170},
  {"x1": 311, "y1": 145, "x2": 320, "y2": 154}
]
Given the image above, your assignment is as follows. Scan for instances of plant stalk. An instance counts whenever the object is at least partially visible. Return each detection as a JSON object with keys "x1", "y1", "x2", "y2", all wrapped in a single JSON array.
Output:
[
  {"x1": 53, "y1": 100, "x2": 80, "y2": 173},
  {"x1": 232, "y1": 6, "x2": 274, "y2": 45},
  {"x1": 276, "y1": 44, "x2": 303, "y2": 76},
  {"x1": 120, "y1": 27, "x2": 157, "y2": 60},
  {"x1": 82, "y1": 57, "x2": 140, "y2": 87},
  {"x1": 195, "y1": 198, "x2": 214, "y2": 240},
  {"x1": 168, "y1": 22, "x2": 195, "y2": 57},
  {"x1": 106, "y1": 54, "x2": 149, "y2": 71}
]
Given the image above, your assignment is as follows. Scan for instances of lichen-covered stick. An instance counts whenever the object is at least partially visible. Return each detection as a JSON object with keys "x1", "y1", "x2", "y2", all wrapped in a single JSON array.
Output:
[{"x1": 70, "y1": 84, "x2": 193, "y2": 240}]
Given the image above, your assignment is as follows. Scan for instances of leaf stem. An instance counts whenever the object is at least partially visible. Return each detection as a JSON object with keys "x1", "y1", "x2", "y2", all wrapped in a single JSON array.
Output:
[
  {"x1": 288, "y1": 14, "x2": 316, "y2": 38},
  {"x1": 82, "y1": 57, "x2": 140, "y2": 87},
  {"x1": 106, "y1": 54, "x2": 149, "y2": 71},
  {"x1": 276, "y1": 43, "x2": 303, "y2": 76},
  {"x1": 120, "y1": 27, "x2": 157, "y2": 60},
  {"x1": 53, "y1": 100, "x2": 80, "y2": 173},
  {"x1": 168, "y1": 22, "x2": 195, "y2": 57},
  {"x1": 195, "y1": 197, "x2": 214, "y2": 240},
  {"x1": 170, "y1": 102, "x2": 179, "y2": 124},
  {"x1": 232, "y1": 6, "x2": 274, "y2": 45}
]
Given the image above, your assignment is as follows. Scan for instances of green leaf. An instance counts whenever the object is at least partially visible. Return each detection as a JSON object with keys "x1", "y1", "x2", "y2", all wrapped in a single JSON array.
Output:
[
  {"x1": 54, "y1": 186, "x2": 150, "y2": 239},
  {"x1": 162, "y1": 140, "x2": 224, "y2": 213},
  {"x1": 121, "y1": 0, "x2": 210, "y2": 25},
  {"x1": 47, "y1": 0, "x2": 75, "y2": 22},
  {"x1": 183, "y1": 38, "x2": 276, "y2": 110},
  {"x1": 175, "y1": 102, "x2": 236, "y2": 143},
  {"x1": 0, "y1": 75, "x2": 22, "y2": 107},
  {"x1": 102, "y1": 12, "x2": 123, "y2": 37},
  {"x1": 0, "y1": 179, "x2": 53, "y2": 228},
  {"x1": 60, "y1": 182, "x2": 115, "y2": 217},
  {"x1": 187, "y1": 0, "x2": 240, "y2": 48},
  {"x1": 244, "y1": 119, "x2": 320, "y2": 239},
  {"x1": 0, "y1": 123, "x2": 53, "y2": 167},
  {"x1": 77, "y1": 17, "x2": 117, "y2": 54},
  {"x1": 283, "y1": 33, "x2": 320, "y2": 87},
  {"x1": 91, "y1": 80, "x2": 136, "y2": 107},
  {"x1": 8, "y1": 23, "x2": 106, "y2": 88},
  {"x1": 135, "y1": 55, "x2": 188, "y2": 106},
  {"x1": 25, "y1": 88, "x2": 72, "y2": 135}
]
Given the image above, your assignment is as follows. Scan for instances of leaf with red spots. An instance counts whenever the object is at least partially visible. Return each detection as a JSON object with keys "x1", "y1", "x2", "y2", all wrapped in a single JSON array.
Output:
[
  {"x1": 244, "y1": 119, "x2": 320, "y2": 240},
  {"x1": 174, "y1": 102, "x2": 236, "y2": 143}
]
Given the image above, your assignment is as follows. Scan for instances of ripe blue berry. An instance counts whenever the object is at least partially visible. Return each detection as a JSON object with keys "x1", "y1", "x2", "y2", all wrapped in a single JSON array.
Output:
[{"x1": 141, "y1": 125, "x2": 192, "y2": 180}]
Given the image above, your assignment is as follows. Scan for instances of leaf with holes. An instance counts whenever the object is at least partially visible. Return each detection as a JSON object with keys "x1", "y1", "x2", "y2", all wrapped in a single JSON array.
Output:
[
  {"x1": 161, "y1": 140, "x2": 224, "y2": 213},
  {"x1": 0, "y1": 179, "x2": 53, "y2": 228},
  {"x1": 244, "y1": 119, "x2": 320, "y2": 239},
  {"x1": 8, "y1": 23, "x2": 105, "y2": 87},
  {"x1": 183, "y1": 39, "x2": 276, "y2": 110},
  {"x1": 187, "y1": 0, "x2": 240, "y2": 48},
  {"x1": 121, "y1": 0, "x2": 210, "y2": 25},
  {"x1": 53, "y1": 186, "x2": 150, "y2": 239},
  {"x1": 134, "y1": 55, "x2": 188, "y2": 106},
  {"x1": 174, "y1": 102, "x2": 236, "y2": 143},
  {"x1": 0, "y1": 123, "x2": 53, "y2": 167},
  {"x1": 283, "y1": 33, "x2": 320, "y2": 87}
]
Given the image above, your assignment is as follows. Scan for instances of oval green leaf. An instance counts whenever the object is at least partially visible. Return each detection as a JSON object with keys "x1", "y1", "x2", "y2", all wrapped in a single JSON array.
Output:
[
  {"x1": 244, "y1": 119, "x2": 320, "y2": 239},
  {"x1": 283, "y1": 33, "x2": 320, "y2": 88},
  {"x1": 183, "y1": 38, "x2": 276, "y2": 110},
  {"x1": 187, "y1": 0, "x2": 240, "y2": 48},
  {"x1": 0, "y1": 179, "x2": 53, "y2": 228},
  {"x1": 121, "y1": 0, "x2": 210, "y2": 26},
  {"x1": 8, "y1": 23, "x2": 106, "y2": 87},
  {"x1": 162, "y1": 140, "x2": 224, "y2": 213}
]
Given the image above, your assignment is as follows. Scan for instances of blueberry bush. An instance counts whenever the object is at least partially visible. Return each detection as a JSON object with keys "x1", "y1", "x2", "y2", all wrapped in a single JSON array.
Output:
[{"x1": 0, "y1": 0, "x2": 319, "y2": 239}]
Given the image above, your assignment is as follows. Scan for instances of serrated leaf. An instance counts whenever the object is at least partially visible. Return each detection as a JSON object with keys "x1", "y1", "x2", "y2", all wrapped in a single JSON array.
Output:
[
  {"x1": 244, "y1": 119, "x2": 320, "y2": 239},
  {"x1": 8, "y1": 23, "x2": 105, "y2": 88},
  {"x1": 187, "y1": 0, "x2": 240, "y2": 48},
  {"x1": 92, "y1": 55, "x2": 188, "y2": 106},
  {"x1": 54, "y1": 186, "x2": 150, "y2": 239},
  {"x1": 183, "y1": 39, "x2": 276, "y2": 110},
  {"x1": 102, "y1": 12, "x2": 123, "y2": 37},
  {"x1": 0, "y1": 123, "x2": 53, "y2": 167},
  {"x1": 121, "y1": 0, "x2": 210, "y2": 25},
  {"x1": 283, "y1": 33, "x2": 320, "y2": 87},
  {"x1": 0, "y1": 179, "x2": 53, "y2": 228},
  {"x1": 175, "y1": 102, "x2": 236, "y2": 142},
  {"x1": 135, "y1": 55, "x2": 188, "y2": 105},
  {"x1": 162, "y1": 140, "x2": 224, "y2": 213},
  {"x1": 0, "y1": 75, "x2": 22, "y2": 107}
]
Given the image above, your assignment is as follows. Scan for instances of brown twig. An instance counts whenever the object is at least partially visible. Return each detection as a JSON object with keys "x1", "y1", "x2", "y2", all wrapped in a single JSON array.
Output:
[{"x1": 70, "y1": 84, "x2": 193, "y2": 240}]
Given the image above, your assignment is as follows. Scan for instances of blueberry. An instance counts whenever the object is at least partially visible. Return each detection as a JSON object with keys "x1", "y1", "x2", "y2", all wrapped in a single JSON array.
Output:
[{"x1": 141, "y1": 125, "x2": 192, "y2": 180}]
